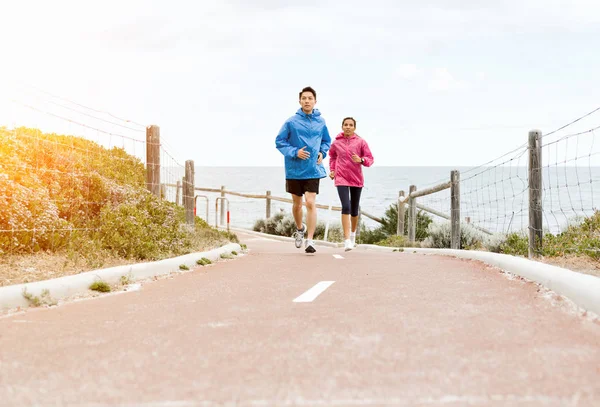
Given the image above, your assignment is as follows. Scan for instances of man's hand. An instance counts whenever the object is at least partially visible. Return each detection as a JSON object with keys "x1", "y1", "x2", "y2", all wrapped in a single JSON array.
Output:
[
  {"x1": 317, "y1": 152, "x2": 323, "y2": 165},
  {"x1": 329, "y1": 171, "x2": 335, "y2": 180},
  {"x1": 351, "y1": 153, "x2": 362, "y2": 163},
  {"x1": 297, "y1": 146, "x2": 310, "y2": 160}
]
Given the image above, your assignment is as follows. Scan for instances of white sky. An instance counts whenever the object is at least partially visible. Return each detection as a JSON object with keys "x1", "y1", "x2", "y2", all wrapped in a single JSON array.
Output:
[{"x1": 1, "y1": 0, "x2": 600, "y2": 166}]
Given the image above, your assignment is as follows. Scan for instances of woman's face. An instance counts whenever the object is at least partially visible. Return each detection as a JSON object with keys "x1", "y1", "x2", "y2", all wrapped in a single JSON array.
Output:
[{"x1": 342, "y1": 119, "x2": 355, "y2": 136}]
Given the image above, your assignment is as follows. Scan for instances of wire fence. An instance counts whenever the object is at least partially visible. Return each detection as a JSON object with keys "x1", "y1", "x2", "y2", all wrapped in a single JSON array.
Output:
[
  {"x1": 0, "y1": 83, "x2": 148, "y2": 255},
  {"x1": 459, "y1": 145, "x2": 531, "y2": 235},
  {"x1": 456, "y1": 108, "x2": 600, "y2": 236},
  {"x1": 1, "y1": 80, "x2": 598, "y2": 261},
  {"x1": 540, "y1": 125, "x2": 599, "y2": 234},
  {"x1": 393, "y1": 107, "x2": 599, "y2": 262}
]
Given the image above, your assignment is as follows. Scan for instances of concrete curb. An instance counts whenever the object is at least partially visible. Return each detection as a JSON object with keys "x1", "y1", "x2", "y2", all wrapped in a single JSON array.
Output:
[
  {"x1": 0, "y1": 243, "x2": 241, "y2": 311},
  {"x1": 357, "y1": 244, "x2": 600, "y2": 316},
  {"x1": 222, "y1": 226, "x2": 343, "y2": 248}
]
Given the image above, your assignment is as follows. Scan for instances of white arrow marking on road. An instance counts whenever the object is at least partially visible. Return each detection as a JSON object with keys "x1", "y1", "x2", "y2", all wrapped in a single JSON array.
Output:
[
  {"x1": 333, "y1": 254, "x2": 344, "y2": 259},
  {"x1": 293, "y1": 281, "x2": 335, "y2": 303}
]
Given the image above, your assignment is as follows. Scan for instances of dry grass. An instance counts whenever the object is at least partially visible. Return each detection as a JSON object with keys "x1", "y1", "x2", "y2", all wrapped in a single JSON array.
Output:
[
  {"x1": 0, "y1": 228, "x2": 235, "y2": 287},
  {"x1": 0, "y1": 251, "x2": 136, "y2": 287},
  {"x1": 540, "y1": 255, "x2": 600, "y2": 278}
]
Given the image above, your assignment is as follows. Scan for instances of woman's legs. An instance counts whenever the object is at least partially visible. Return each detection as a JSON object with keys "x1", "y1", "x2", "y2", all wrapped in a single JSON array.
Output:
[
  {"x1": 337, "y1": 186, "x2": 351, "y2": 240},
  {"x1": 342, "y1": 215, "x2": 351, "y2": 240},
  {"x1": 349, "y1": 187, "x2": 363, "y2": 244}
]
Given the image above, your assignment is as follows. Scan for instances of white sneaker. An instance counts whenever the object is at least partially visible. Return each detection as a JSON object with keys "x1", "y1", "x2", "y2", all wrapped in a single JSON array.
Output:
[
  {"x1": 292, "y1": 224, "x2": 306, "y2": 249},
  {"x1": 350, "y1": 233, "x2": 356, "y2": 247},
  {"x1": 344, "y1": 239, "x2": 353, "y2": 252},
  {"x1": 305, "y1": 239, "x2": 316, "y2": 254}
]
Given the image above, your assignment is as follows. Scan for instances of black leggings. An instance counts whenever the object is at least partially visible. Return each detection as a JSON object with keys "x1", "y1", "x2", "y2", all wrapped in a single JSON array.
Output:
[{"x1": 337, "y1": 186, "x2": 362, "y2": 217}]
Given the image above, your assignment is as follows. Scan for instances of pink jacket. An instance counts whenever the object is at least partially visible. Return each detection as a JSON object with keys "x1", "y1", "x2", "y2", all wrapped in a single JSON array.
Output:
[{"x1": 328, "y1": 132, "x2": 374, "y2": 187}]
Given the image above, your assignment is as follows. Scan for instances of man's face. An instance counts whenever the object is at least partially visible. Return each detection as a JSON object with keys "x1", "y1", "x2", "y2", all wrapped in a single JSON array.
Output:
[{"x1": 299, "y1": 91, "x2": 316, "y2": 113}]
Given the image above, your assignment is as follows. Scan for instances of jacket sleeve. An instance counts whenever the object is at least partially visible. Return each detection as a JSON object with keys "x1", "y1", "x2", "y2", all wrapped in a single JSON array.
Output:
[
  {"x1": 319, "y1": 122, "x2": 331, "y2": 159},
  {"x1": 328, "y1": 143, "x2": 337, "y2": 172},
  {"x1": 275, "y1": 121, "x2": 298, "y2": 158},
  {"x1": 361, "y1": 139, "x2": 374, "y2": 167}
]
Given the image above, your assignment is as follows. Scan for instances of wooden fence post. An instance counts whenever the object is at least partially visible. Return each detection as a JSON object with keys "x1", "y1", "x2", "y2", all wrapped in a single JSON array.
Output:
[
  {"x1": 408, "y1": 185, "x2": 417, "y2": 243},
  {"x1": 397, "y1": 190, "x2": 405, "y2": 236},
  {"x1": 176, "y1": 180, "x2": 181, "y2": 206},
  {"x1": 185, "y1": 160, "x2": 195, "y2": 226},
  {"x1": 145, "y1": 125, "x2": 160, "y2": 197},
  {"x1": 220, "y1": 185, "x2": 226, "y2": 225},
  {"x1": 528, "y1": 130, "x2": 543, "y2": 258},
  {"x1": 160, "y1": 183, "x2": 166, "y2": 200},
  {"x1": 450, "y1": 170, "x2": 460, "y2": 250},
  {"x1": 266, "y1": 190, "x2": 271, "y2": 219}
]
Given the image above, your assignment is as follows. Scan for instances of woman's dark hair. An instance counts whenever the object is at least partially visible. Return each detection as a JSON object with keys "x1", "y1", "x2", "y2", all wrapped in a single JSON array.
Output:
[{"x1": 342, "y1": 117, "x2": 356, "y2": 127}]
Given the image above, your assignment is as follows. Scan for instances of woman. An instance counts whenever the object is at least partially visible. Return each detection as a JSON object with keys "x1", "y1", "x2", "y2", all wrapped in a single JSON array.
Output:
[{"x1": 328, "y1": 117, "x2": 374, "y2": 251}]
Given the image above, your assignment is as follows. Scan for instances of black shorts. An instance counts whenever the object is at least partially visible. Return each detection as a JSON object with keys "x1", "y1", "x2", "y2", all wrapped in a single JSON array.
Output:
[{"x1": 286, "y1": 178, "x2": 320, "y2": 196}]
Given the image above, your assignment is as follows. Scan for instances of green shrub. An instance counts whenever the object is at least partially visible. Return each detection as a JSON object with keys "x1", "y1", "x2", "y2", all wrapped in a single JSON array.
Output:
[
  {"x1": 497, "y1": 211, "x2": 600, "y2": 260},
  {"x1": 89, "y1": 281, "x2": 111, "y2": 292},
  {"x1": 373, "y1": 235, "x2": 420, "y2": 248},
  {"x1": 0, "y1": 127, "x2": 145, "y2": 253},
  {"x1": 253, "y1": 213, "x2": 344, "y2": 243},
  {"x1": 96, "y1": 193, "x2": 193, "y2": 260},
  {"x1": 196, "y1": 257, "x2": 212, "y2": 266},
  {"x1": 251, "y1": 203, "x2": 431, "y2": 245},
  {"x1": 357, "y1": 226, "x2": 387, "y2": 245},
  {"x1": 499, "y1": 232, "x2": 528, "y2": 256},
  {"x1": 422, "y1": 221, "x2": 488, "y2": 249},
  {"x1": 541, "y1": 212, "x2": 600, "y2": 259},
  {"x1": 377, "y1": 204, "x2": 433, "y2": 241},
  {"x1": 358, "y1": 204, "x2": 432, "y2": 245},
  {"x1": 0, "y1": 127, "x2": 237, "y2": 262},
  {"x1": 21, "y1": 288, "x2": 57, "y2": 307},
  {"x1": 314, "y1": 223, "x2": 344, "y2": 242}
]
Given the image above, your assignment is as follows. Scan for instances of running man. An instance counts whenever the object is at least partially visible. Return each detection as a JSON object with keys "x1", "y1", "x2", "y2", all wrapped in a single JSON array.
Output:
[{"x1": 275, "y1": 86, "x2": 331, "y2": 253}]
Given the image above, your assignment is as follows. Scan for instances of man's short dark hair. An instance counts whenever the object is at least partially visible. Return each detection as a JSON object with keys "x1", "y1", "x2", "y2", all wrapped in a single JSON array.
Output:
[{"x1": 299, "y1": 86, "x2": 316, "y2": 100}]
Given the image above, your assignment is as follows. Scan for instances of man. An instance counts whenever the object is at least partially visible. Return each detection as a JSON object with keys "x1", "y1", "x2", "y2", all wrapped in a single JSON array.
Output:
[{"x1": 275, "y1": 86, "x2": 331, "y2": 253}]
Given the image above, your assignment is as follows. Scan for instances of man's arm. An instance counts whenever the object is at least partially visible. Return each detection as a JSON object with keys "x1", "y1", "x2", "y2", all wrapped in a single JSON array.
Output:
[{"x1": 275, "y1": 121, "x2": 298, "y2": 158}]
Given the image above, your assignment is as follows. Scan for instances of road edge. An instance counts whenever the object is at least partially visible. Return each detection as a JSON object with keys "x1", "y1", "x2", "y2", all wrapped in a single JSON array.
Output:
[{"x1": 0, "y1": 242, "x2": 241, "y2": 311}]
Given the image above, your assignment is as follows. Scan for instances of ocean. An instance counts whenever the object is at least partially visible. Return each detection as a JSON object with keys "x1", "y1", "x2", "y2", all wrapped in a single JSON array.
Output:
[{"x1": 162, "y1": 166, "x2": 600, "y2": 235}]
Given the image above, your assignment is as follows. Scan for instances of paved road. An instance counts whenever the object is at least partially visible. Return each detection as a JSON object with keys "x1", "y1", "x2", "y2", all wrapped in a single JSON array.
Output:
[{"x1": 1, "y1": 233, "x2": 599, "y2": 406}]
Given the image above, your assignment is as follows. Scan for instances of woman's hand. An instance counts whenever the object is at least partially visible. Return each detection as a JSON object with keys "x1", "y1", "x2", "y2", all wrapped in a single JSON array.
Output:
[
  {"x1": 329, "y1": 171, "x2": 335, "y2": 180},
  {"x1": 351, "y1": 153, "x2": 362, "y2": 163}
]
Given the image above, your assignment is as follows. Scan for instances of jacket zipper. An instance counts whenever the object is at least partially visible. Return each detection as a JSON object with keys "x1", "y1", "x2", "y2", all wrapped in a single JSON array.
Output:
[{"x1": 308, "y1": 114, "x2": 313, "y2": 160}]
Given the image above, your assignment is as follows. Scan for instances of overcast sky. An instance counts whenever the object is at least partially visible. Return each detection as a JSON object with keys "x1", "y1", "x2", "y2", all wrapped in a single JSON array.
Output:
[{"x1": 1, "y1": 0, "x2": 599, "y2": 166}]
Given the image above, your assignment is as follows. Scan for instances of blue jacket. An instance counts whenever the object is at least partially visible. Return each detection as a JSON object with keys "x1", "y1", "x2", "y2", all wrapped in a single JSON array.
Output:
[{"x1": 275, "y1": 108, "x2": 331, "y2": 180}]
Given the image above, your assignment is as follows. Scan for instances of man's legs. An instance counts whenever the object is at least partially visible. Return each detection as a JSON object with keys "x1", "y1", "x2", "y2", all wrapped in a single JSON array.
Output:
[
  {"x1": 291, "y1": 194, "x2": 304, "y2": 230},
  {"x1": 291, "y1": 193, "x2": 305, "y2": 248},
  {"x1": 304, "y1": 192, "x2": 317, "y2": 240},
  {"x1": 287, "y1": 179, "x2": 318, "y2": 253}
]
